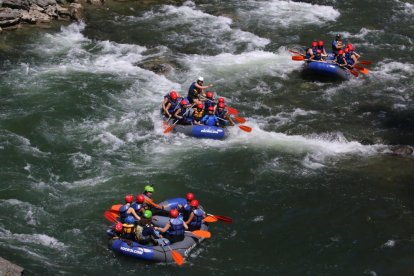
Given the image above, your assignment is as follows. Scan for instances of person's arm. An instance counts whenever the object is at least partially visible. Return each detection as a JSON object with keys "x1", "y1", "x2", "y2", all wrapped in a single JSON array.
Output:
[
  {"x1": 195, "y1": 83, "x2": 213, "y2": 90},
  {"x1": 156, "y1": 222, "x2": 170, "y2": 233},
  {"x1": 164, "y1": 102, "x2": 172, "y2": 117},
  {"x1": 128, "y1": 208, "x2": 141, "y2": 221},
  {"x1": 174, "y1": 108, "x2": 182, "y2": 120},
  {"x1": 353, "y1": 52, "x2": 361, "y2": 59},
  {"x1": 185, "y1": 212, "x2": 194, "y2": 225},
  {"x1": 183, "y1": 221, "x2": 189, "y2": 230},
  {"x1": 226, "y1": 113, "x2": 235, "y2": 126}
]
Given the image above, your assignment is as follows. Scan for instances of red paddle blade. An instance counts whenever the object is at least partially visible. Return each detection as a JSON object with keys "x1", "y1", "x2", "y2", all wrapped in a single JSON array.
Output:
[
  {"x1": 359, "y1": 60, "x2": 372, "y2": 65},
  {"x1": 214, "y1": 215, "x2": 233, "y2": 224},
  {"x1": 203, "y1": 216, "x2": 218, "y2": 223},
  {"x1": 171, "y1": 250, "x2": 184, "y2": 266},
  {"x1": 348, "y1": 69, "x2": 359, "y2": 77},
  {"x1": 239, "y1": 125, "x2": 252, "y2": 132},
  {"x1": 234, "y1": 116, "x2": 246, "y2": 123},
  {"x1": 164, "y1": 124, "x2": 175, "y2": 134},
  {"x1": 192, "y1": 230, "x2": 211, "y2": 239},
  {"x1": 288, "y1": 49, "x2": 304, "y2": 56},
  {"x1": 104, "y1": 211, "x2": 118, "y2": 223},
  {"x1": 226, "y1": 106, "x2": 238, "y2": 115},
  {"x1": 292, "y1": 55, "x2": 304, "y2": 61}
]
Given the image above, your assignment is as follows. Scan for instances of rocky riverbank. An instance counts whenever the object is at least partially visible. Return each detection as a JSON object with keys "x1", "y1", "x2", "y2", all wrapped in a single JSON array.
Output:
[{"x1": 0, "y1": 0, "x2": 99, "y2": 32}]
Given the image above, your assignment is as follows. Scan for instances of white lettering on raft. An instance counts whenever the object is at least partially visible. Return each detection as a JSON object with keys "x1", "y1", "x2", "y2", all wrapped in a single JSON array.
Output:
[
  {"x1": 200, "y1": 129, "x2": 222, "y2": 134},
  {"x1": 120, "y1": 246, "x2": 152, "y2": 255}
]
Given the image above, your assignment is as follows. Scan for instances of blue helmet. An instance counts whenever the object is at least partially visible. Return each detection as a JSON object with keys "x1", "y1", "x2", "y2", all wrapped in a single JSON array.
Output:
[{"x1": 125, "y1": 215, "x2": 135, "y2": 224}]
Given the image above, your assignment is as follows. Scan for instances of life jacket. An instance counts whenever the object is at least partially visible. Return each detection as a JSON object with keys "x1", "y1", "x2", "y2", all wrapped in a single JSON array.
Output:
[
  {"x1": 135, "y1": 223, "x2": 154, "y2": 242},
  {"x1": 181, "y1": 203, "x2": 192, "y2": 221},
  {"x1": 122, "y1": 223, "x2": 135, "y2": 240},
  {"x1": 332, "y1": 40, "x2": 343, "y2": 53},
  {"x1": 317, "y1": 46, "x2": 325, "y2": 53},
  {"x1": 131, "y1": 203, "x2": 143, "y2": 215},
  {"x1": 193, "y1": 108, "x2": 204, "y2": 121},
  {"x1": 313, "y1": 54, "x2": 322, "y2": 61},
  {"x1": 204, "y1": 100, "x2": 215, "y2": 112},
  {"x1": 336, "y1": 55, "x2": 346, "y2": 65},
  {"x1": 305, "y1": 48, "x2": 312, "y2": 59},
  {"x1": 215, "y1": 109, "x2": 227, "y2": 126},
  {"x1": 312, "y1": 46, "x2": 318, "y2": 55},
  {"x1": 119, "y1": 204, "x2": 130, "y2": 222},
  {"x1": 167, "y1": 218, "x2": 185, "y2": 237},
  {"x1": 187, "y1": 82, "x2": 200, "y2": 102},
  {"x1": 189, "y1": 208, "x2": 204, "y2": 230},
  {"x1": 167, "y1": 98, "x2": 181, "y2": 114},
  {"x1": 201, "y1": 114, "x2": 218, "y2": 126}
]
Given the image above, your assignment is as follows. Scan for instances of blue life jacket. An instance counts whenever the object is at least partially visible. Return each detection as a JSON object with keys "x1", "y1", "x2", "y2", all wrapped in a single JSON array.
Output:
[
  {"x1": 336, "y1": 55, "x2": 346, "y2": 65},
  {"x1": 346, "y1": 52, "x2": 355, "y2": 65},
  {"x1": 167, "y1": 218, "x2": 185, "y2": 237},
  {"x1": 305, "y1": 48, "x2": 311, "y2": 59},
  {"x1": 187, "y1": 82, "x2": 199, "y2": 103},
  {"x1": 313, "y1": 54, "x2": 322, "y2": 61},
  {"x1": 204, "y1": 100, "x2": 216, "y2": 112},
  {"x1": 312, "y1": 46, "x2": 318, "y2": 55},
  {"x1": 181, "y1": 203, "x2": 191, "y2": 221},
  {"x1": 201, "y1": 114, "x2": 219, "y2": 126},
  {"x1": 131, "y1": 203, "x2": 143, "y2": 215},
  {"x1": 189, "y1": 209, "x2": 204, "y2": 230},
  {"x1": 119, "y1": 204, "x2": 130, "y2": 222},
  {"x1": 168, "y1": 99, "x2": 181, "y2": 114},
  {"x1": 215, "y1": 109, "x2": 227, "y2": 126}
]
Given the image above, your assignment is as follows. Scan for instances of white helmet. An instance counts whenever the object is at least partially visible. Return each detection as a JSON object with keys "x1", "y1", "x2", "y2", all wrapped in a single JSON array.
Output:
[{"x1": 197, "y1": 76, "x2": 204, "y2": 82}]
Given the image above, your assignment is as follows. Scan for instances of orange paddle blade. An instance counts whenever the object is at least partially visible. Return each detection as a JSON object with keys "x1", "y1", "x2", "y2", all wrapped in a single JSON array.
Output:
[
  {"x1": 234, "y1": 116, "x2": 246, "y2": 123},
  {"x1": 203, "y1": 216, "x2": 218, "y2": 223},
  {"x1": 348, "y1": 68, "x2": 359, "y2": 77},
  {"x1": 292, "y1": 55, "x2": 304, "y2": 61},
  {"x1": 354, "y1": 65, "x2": 369, "y2": 74},
  {"x1": 239, "y1": 125, "x2": 252, "y2": 132},
  {"x1": 110, "y1": 204, "x2": 122, "y2": 212},
  {"x1": 145, "y1": 198, "x2": 163, "y2": 209},
  {"x1": 171, "y1": 250, "x2": 184, "y2": 266},
  {"x1": 192, "y1": 230, "x2": 211, "y2": 239}
]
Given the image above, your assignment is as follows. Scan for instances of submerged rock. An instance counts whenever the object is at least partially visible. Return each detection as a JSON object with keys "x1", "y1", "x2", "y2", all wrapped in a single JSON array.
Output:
[{"x1": 390, "y1": 146, "x2": 414, "y2": 156}]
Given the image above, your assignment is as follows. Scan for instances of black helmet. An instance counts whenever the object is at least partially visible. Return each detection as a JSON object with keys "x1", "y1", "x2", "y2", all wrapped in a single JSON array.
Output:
[{"x1": 335, "y1": 34, "x2": 342, "y2": 40}]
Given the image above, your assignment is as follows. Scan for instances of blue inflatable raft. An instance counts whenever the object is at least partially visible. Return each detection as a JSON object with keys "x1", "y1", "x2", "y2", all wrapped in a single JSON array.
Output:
[
  {"x1": 107, "y1": 198, "x2": 208, "y2": 263},
  {"x1": 173, "y1": 124, "x2": 228, "y2": 140},
  {"x1": 304, "y1": 60, "x2": 350, "y2": 80}
]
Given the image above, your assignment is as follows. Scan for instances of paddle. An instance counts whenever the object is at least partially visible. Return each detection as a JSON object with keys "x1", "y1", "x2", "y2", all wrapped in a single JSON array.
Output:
[
  {"x1": 160, "y1": 240, "x2": 184, "y2": 266},
  {"x1": 358, "y1": 60, "x2": 372, "y2": 65},
  {"x1": 353, "y1": 65, "x2": 369, "y2": 75},
  {"x1": 203, "y1": 216, "x2": 218, "y2": 223},
  {"x1": 206, "y1": 213, "x2": 233, "y2": 224},
  {"x1": 233, "y1": 116, "x2": 246, "y2": 124},
  {"x1": 164, "y1": 104, "x2": 195, "y2": 134},
  {"x1": 110, "y1": 204, "x2": 122, "y2": 212},
  {"x1": 292, "y1": 55, "x2": 305, "y2": 61},
  {"x1": 187, "y1": 230, "x2": 211, "y2": 239},
  {"x1": 217, "y1": 117, "x2": 252, "y2": 132},
  {"x1": 104, "y1": 210, "x2": 119, "y2": 223},
  {"x1": 344, "y1": 67, "x2": 359, "y2": 77},
  {"x1": 288, "y1": 49, "x2": 305, "y2": 56}
]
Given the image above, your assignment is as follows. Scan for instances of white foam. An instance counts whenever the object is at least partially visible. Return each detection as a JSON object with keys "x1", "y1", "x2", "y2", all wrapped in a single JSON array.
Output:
[
  {"x1": 69, "y1": 152, "x2": 92, "y2": 168},
  {"x1": 126, "y1": 1, "x2": 269, "y2": 52},
  {"x1": 0, "y1": 199, "x2": 46, "y2": 226},
  {"x1": 370, "y1": 60, "x2": 414, "y2": 81},
  {"x1": 239, "y1": 0, "x2": 340, "y2": 28},
  {"x1": 0, "y1": 228, "x2": 65, "y2": 250}
]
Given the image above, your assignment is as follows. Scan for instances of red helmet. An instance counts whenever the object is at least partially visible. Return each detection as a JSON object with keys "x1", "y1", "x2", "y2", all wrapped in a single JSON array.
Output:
[
  {"x1": 181, "y1": 99, "x2": 189, "y2": 106},
  {"x1": 190, "y1": 199, "x2": 199, "y2": 207},
  {"x1": 318, "y1": 40, "x2": 324, "y2": 46},
  {"x1": 316, "y1": 49, "x2": 321, "y2": 54},
  {"x1": 347, "y1": 43, "x2": 354, "y2": 50},
  {"x1": 170, "y1": 209, "x2": 179, "y2": 218},
  {"x1": 136, "y1": 194, "x2": 145, "y2": 203},
  {"x1": 186, "y1": 192, "x2": 194, "y2": 201},
  {"x1": 125, "y1": 194, "x2": 133, "y2": 203},
  {"x1": 218, "y1": 102, "x2": 225, "y2": 108},
  {"x1": 311, "y1": 41, "x2": 317, "y2": 47},
  {"x1": 206, "y1": 91, "x2": 213, "y2": 98},
  {"x1": 196, "y1": 103, "x2": 203, "y2": 109},
  {"x1": 169, "y1": 91, "x2": 177, "y2": 100},
  {"x1": 338, "y1": 50, "x2": 344, "y2": 55},
  {"x1": 115, "y1": 222, "x2": 123, "y2": 233},
  {"x1": 344, "y1": 48, "x2": 349, "y2": 53},
  {"x1": 218, "y1": 97, "x2": 225, "y2": 103},
  {"x1": 208, "y1": 106, "x2": 214, "y2": 111}
]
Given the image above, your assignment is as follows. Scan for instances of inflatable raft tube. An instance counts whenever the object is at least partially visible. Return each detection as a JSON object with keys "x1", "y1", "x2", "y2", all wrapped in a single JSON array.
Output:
[
  {"x1": 304, "y1": 61, "x2": 350, "y2": 80},
  {"x1": 173, "y1": 124, "x2": 228, "y2": 140}
]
